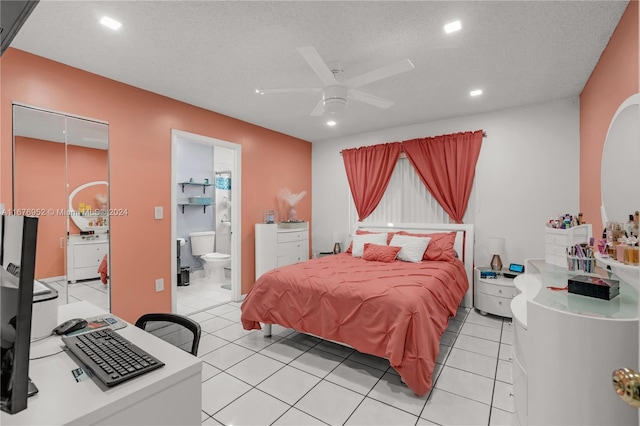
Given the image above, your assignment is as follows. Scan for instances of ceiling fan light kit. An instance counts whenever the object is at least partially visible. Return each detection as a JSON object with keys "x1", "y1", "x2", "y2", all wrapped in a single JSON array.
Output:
[
  {"x1": 322, "y1": 85, "x2": 347, "y2": 114},
  {"x1": 257, "y1": 46, "x2": 415, "y2": 118}
]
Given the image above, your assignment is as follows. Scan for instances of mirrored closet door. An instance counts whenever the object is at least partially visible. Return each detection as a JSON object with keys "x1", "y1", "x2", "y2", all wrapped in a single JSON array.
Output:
[{"x1": 12, "y1": 104, "x2": 110, "y2": 311}]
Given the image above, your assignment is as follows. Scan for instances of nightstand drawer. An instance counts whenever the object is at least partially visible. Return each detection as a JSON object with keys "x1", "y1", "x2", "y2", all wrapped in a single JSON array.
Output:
[
  {"x1": 476, "y1": 280, "x2": 516, "y2": 299},
  {"x1": 475, "y1": 294, "x2": 512, "y2": 317}
]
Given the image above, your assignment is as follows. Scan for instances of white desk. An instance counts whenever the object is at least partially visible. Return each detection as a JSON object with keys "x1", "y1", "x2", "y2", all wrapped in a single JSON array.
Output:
[{"x1": 2, "y1": 302, "x2": 202, "y2": 425}]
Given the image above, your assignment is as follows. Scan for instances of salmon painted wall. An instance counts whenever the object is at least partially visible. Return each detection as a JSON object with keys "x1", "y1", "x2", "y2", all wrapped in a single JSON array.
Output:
[
  {"x1": 1, "y1": 48, "x2": 312, "y2": 323},
  {"x1": 14, "y1": 137, "x2": 67, "y2": 278},
  {"x1": 13, "y1": 136, "x2": 108, "y2": 278},
  {"x1": 580, "y1": 0, "x2": 639, "y2": 239}
]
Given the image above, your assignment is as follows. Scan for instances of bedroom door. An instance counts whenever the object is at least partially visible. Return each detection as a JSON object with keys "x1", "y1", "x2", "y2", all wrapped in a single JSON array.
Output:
[{"x1": 610, "y1": 295, "x2": 640, "y2": 422}]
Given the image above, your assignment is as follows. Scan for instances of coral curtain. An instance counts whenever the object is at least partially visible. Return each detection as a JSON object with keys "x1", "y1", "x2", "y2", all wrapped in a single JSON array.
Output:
[
  {"x1": 403, "y1": 130, "x2": 483, "y2": 223},
  {"x1": 342, "y1": 142, "x2": 402, "y2": 221}
]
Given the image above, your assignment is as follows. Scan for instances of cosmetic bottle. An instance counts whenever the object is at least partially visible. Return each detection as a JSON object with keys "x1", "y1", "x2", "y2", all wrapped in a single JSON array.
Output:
[
  {"x1": 616, "y1": 241, "x2": 626, "y2": 262},
  {"x1": 625, "y1": 245, "x2": 640, "y2": 266}
]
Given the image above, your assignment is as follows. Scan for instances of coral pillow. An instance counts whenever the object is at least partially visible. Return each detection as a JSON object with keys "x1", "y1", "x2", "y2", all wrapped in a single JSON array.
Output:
[
  {"x1": 389, "y1": 234, "x2": 431, "y2": 263},
  {"x1": 346, "y1": 230, "x2": 396, "y2": 253},
  {"x1": 362, "y1": 243, "x2": 401, "y2": 263},
  {"x1": 397, "y1": 231, "x2": 456, "y2": 261},
  {"x1": 351, "y1": 233, "x2": 388, "y2": 257}
]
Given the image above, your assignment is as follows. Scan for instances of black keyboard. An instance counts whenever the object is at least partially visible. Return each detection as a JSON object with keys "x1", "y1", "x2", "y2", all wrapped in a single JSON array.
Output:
[{"x1": 62, "y1": 328, "x2": 165, "y2": 387}]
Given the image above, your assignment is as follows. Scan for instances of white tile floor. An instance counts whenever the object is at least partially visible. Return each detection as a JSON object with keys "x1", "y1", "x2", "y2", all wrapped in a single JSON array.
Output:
[
  {"x1": 41, "y1": 268, "x2": 232, "y2": 316},
  {"x1": 177, "y1": 269, "x2": 233, "y2": 315},
  {"x1": 192, "y1": 303, "x2": 517, "y2": 426},
  {"x1": 42, "y1": 277, "x2": 110, "y2": 311}
]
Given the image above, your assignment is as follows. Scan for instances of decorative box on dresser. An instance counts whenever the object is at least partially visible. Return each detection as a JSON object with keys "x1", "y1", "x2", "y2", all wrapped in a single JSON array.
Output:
[
  {"x1": 511, "y1": 259, "x2": 638, "y2": 426},
  {"x1": 474, "y1": 267, "x2": 516, "y2": 317},
  {"x1": 255, "y1": 222, "x2": 309, "y2": 279}
]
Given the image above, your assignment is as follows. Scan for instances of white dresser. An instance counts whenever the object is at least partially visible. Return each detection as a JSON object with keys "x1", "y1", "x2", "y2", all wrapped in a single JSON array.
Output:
[
  {"x1": 511, "y1": 259, "x2": 638, "y2": 425},
  {"x1": 67, "y1": 234, "x2": 109, "y2": 283},
  {"x1": 255, "y1": 222, "x2": 309, "y2": 280}
]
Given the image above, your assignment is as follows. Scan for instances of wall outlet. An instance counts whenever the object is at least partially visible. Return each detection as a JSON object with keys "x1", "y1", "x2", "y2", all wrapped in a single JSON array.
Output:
[
  {"x1": 154, "y1": 206, "x2": 163, "y2": 220},
  {"x1": 155, "y1": 278, "x2": 164, "y2": 292}
]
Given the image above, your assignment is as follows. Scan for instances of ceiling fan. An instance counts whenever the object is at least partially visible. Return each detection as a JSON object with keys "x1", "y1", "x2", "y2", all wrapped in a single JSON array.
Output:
[{"x1": 257, "y1": 46, "x2": 415, "y2": 117}]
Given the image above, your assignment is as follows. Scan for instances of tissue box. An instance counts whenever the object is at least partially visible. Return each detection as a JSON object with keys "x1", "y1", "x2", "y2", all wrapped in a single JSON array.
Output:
[
  {"x1": 188, "y1": 196, "x2": 212, "y2": 205},
  {"x1": 568, "y1": 274, "x2": 620, "y2": 300}
]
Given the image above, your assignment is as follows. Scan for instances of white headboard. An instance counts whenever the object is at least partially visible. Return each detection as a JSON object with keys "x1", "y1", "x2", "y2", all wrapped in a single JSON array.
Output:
[{"x1": 355, "y1": 222, "x2": 474, "y2": 308}]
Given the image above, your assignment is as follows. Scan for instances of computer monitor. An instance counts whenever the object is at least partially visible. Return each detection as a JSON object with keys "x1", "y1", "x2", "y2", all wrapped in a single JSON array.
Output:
[{"x1": 0, "y1": 215, "x2": 38, "y2": 414}]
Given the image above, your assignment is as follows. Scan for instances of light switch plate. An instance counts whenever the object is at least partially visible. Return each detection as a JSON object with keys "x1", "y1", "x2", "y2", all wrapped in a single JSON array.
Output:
[
  {"x1": 154, "y1": 206, "x2": 163, "y2": 219},
  {"x1": 155, "y1": 278, "x2": 164, "y2": 292}
]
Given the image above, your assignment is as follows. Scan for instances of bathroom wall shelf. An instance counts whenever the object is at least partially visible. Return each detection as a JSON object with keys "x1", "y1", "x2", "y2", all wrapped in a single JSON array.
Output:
[
  {"x1": 178, "y1": 203, "x2": 213, "y2": 213},
  {"x1": 179, "y1": 182, "x2": 212, "y2": 193}
]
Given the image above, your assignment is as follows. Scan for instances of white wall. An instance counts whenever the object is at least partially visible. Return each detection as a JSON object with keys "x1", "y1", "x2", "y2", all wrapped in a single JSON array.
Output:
[{"x1": 312, "y1": 97, "x2": 580, "y2": 268}]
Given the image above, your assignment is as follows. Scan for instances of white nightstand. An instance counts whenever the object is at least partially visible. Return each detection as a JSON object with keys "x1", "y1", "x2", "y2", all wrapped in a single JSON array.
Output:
[{"x1": 474, "y1": 266, "x2": 516, "y2": 318}]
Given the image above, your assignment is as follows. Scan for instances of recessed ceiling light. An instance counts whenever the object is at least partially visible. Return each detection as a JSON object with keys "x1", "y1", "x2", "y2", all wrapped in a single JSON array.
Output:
[
  {"x1": 326, "y1": 120, "x2": 337, "y2": 127},
  {"x1": 100, "y1": 16, "x2": 122, "y2": 31},
  {"x1": 255, "y1": 89, "x2": 263, "y2": 94},
  {"x1": 444, "y1": 20, "x2": 462, "y2": 34},
  {"x1": 470, "y1": 89, "x2": 483, "y2": 97}
]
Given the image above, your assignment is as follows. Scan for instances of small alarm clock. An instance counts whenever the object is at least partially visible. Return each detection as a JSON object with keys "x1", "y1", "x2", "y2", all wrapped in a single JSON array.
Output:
[{"x1": 503, "y1": 263, "x2": 525, "y2": 278}]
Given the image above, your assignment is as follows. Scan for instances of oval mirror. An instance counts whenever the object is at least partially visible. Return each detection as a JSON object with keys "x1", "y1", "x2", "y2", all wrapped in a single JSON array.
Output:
[
  {"x1": 601, "y1": 93, "x2": 640, "y2": 226},
  {"x1": 68, "y1": 181, "x2": 109, "y2": 232}
]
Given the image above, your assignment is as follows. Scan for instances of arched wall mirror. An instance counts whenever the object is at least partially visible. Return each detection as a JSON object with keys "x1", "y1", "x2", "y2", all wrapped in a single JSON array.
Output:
[
  {"x1": 12, "y1": 104, "x2": 110, "y2": 311},
  {"x1": 601, "y1": 93, "x2": 640, "y2": 228}
]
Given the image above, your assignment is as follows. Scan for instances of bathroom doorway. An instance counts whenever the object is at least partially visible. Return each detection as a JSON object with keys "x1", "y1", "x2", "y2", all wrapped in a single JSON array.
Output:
[{"x1": 170, "y1": 130, "x2": 241, "y2": 315}]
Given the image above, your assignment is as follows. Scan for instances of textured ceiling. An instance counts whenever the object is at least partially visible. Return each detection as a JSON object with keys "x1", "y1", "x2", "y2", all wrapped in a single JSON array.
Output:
[{"x1": 10, "y1": 0, "x2": 629, "y2": 143}]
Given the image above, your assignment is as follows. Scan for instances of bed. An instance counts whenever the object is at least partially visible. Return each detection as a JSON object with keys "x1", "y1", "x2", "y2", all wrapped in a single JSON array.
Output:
[{"x1": 241, "y1": 223, "x2": 474, "y2": 396}]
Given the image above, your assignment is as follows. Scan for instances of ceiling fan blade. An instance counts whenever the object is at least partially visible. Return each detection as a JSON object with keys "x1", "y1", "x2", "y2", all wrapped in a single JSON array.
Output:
[
  {"x1": 257, "y1": 88, "x2": 322, "y2": 94},
  {"x1": 342, "y1": 59, "x2": 415, "y2": 88},
  {"x1": 348, "y1": 89, "x2": 394, "y2": 109},
  {"x1": 310, "y1": 99, "x2": 325, "y2": 116},
  {"x1": 297, "y1": 46, "x2": 338, "y2": 86}
]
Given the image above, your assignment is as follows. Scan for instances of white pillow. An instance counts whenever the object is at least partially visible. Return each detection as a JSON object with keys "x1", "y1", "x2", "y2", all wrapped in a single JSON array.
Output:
[
  {"x1": 389, "y1": 234, "x2": 431, "y2": 263},
  {"x1": 351, "y1": 233, "x2": 388, "y2": 258}
]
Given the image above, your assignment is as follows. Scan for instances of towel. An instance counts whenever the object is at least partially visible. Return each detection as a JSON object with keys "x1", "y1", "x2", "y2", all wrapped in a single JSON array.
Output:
[{"x1": 98, "y1": 254, "x2": 109, "y2": 285}]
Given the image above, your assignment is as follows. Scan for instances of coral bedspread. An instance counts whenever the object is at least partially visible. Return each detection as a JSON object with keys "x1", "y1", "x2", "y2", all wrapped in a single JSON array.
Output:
[{"x1": 241, "y1": 253, "x2": 468, "y2": 396}]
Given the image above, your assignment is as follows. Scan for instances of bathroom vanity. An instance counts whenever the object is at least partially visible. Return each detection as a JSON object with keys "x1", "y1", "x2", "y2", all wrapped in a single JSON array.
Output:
[
  {"x1": 511, "y1": 259, "x2": 638, "y2": 425},
  {"x1": 67, "y1": 234, "x2": 109, "y2": 283}
]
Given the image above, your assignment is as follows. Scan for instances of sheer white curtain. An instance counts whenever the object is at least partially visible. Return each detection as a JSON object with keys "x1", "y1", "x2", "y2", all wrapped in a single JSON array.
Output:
[{"x1": 349, "y1": 156, "x2": 477, "y2": 229}]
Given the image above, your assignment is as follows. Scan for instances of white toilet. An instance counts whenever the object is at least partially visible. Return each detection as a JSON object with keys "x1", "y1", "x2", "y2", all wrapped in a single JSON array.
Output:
[{"x1": 189, "y1": 231, "x2": 231, "y2": 284}]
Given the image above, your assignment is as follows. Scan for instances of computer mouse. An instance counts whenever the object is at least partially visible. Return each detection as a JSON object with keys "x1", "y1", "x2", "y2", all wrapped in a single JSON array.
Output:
[{"x1": 53, "y1": 318, "x2": 88, "y2": 335}]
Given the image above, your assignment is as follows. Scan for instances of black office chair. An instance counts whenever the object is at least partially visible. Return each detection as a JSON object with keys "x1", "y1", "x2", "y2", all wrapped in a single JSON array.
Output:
[{"x1": 135, "y1": 313, "x2": 201, "y2": 356}]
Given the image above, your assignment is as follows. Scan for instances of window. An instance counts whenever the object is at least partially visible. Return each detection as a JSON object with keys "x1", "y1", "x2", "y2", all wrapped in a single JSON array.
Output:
[{"x1": 349, "y1": 156, "x2": 477, "y2": 226}]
